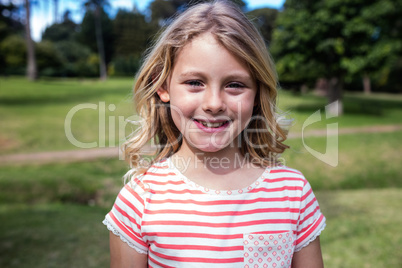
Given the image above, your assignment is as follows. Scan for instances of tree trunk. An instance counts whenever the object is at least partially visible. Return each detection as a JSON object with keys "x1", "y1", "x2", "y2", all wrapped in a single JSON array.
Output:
[
  {"x1": 327, "y1": 76, "x2": 343, "y2": 116},
  {"x1": 94, "y1": 6, "x2": 107, "y2": 80},
  {"x1": 54, "y1": 0, "x2": 59, "y2": 23},
  {"x1": 363, "y1": 74, "x2": 371, "y2": 95},
  {"x1": 24, "y1": 0, "x2": 37, "y2": 81}
]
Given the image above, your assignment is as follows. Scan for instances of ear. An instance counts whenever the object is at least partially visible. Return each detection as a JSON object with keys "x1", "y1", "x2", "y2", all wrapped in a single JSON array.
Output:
[{"x1": 156, "y1": 85, "x2": 170, "y2": 102}]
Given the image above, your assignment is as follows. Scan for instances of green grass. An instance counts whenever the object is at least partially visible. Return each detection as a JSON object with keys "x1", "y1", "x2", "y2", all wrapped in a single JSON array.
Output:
[
  {"x1": 277, "y1": 90, "x2": 402, "y2": 133},
  {"x1": 0, "y1": 158, "x2": 127, "y2": 207},
  {"x1": 0, "y1": 131, "x2": 400, "y2": 208},
  {"x1": 1, "y1": 77, "x2": 402, "y2": 155},
  {"x1": 0, "y1": 204, "x2": 110, "y2": 268},
  {"x1": 318, "y1": 188, "x2": 402, "y2": 267},
  {"x1": 1, "y1": 77, "x2": 402, "y2": 267},
  {"x1": 0, "y1": 77, "x2": 135, "y2": 154},
  {"x1": 0, "y1": 189, "x2": 400, "y2": 268},
  {"x1": 282, "y1": 130, "x2": 402, "y2": 190}
]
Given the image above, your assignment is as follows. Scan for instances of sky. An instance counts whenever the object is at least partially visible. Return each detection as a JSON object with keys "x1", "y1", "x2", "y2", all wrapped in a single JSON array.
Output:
[{"x1": 1, "y1": 0, "x2": 286, "y2": 41}]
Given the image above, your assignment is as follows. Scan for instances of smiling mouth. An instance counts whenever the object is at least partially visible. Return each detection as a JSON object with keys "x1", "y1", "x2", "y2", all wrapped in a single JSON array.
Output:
[{"x1": 194, "y1": 119, "x2": 229, "y2": 128}]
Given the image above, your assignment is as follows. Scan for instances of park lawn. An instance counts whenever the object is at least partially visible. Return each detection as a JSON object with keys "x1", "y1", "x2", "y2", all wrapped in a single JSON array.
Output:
[
  {"x1": 0, "y1": 203, "x2": 110, "y2": 268},
  {"x1": 0, "y1": 130, "x2": 401, "y2": 267},
  {"x1": 1, "y1": 77, "x2": 402, "y2": 155},
  {"x1": 0, "y1": 130, "x2": 400, "y2": 207},
  {"x1": 0, "y1": 189, "x2": 400, "y2": 268},
  {"x1": 0, "y1": 77, "x2": 401, "y2": 267},
  {"x1": 0, "y1": 77, "x2": 135, "y2": 155},
  {"x1": 277, "y1": 90, "x2": 402, "y2": 134},
  {"x1": 317, "y1": 188, "x2": 402, "y2": 267},
  {"x1": 282, "y1": 130, "x2": 402, "y2": 190}
]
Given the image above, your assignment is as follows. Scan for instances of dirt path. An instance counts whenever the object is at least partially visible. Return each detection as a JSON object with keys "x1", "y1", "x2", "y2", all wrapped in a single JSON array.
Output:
[{"x1": 1, "y1": 124, "x2": 401, "y2": 166}]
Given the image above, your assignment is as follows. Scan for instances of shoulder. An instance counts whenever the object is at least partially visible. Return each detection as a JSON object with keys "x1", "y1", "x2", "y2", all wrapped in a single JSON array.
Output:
[
  {"x1": 267, "y1": 166, "x2": 308, "y2": 185},
  {"x1": 257, "y1": 165, "x2": 313, "y2": 195},
  {"x1": 125, "y1": 158, "x2": 182, "y2": 193}
]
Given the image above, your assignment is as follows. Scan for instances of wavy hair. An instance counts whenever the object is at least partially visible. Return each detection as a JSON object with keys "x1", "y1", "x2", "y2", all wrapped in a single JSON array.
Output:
[{"x1": 123, "y1": 0, "x2": 290, "y2": 176}]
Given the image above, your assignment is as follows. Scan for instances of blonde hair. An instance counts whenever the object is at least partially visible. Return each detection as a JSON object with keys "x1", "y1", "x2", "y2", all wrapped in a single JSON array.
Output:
[{"x1": 124, "y1": 0, "x2": 289, "y2": 175}]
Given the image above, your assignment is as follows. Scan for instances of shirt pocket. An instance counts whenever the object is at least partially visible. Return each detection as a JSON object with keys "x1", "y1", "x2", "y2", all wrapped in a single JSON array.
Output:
[{"x1": 243, "y1": 231, "x2": 296, "y2": 268}]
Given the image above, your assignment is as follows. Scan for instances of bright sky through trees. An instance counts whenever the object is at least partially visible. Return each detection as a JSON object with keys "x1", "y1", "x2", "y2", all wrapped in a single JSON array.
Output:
[{"x1": 0, "y1": 0, "x2": 285, "y2": 41}]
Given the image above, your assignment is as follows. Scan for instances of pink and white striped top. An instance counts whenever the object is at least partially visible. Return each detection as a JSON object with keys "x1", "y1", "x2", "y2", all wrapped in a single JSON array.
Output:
[{"x1": 103, "y1": 158, "x2": 325, "y2": 268}]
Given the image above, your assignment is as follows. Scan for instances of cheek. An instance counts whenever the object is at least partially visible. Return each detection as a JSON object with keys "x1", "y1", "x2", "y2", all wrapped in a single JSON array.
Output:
[
  {"x1": 170, "y1": 99, "x2": 193, "y2": 119},
  {"x1": 169, "y1": 100, "x2": 195, "y2": 132},
  {"x1": 230, "y1": 98, "x2": 255, "y2": 122}
]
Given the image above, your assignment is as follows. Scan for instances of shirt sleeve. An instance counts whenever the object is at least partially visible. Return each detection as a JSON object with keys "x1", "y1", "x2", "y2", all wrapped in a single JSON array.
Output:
[
  {"x1": 294, "y1": 179, "x2": 326, "y2": 252},
  {"x1": 103, "y1": 179, "x2": 149, "y2": 254}
]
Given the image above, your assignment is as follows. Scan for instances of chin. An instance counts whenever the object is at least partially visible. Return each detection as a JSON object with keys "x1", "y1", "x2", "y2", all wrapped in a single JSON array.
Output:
[{"x1": 194, "y1": 143, "x2": 232, "y2": 153}]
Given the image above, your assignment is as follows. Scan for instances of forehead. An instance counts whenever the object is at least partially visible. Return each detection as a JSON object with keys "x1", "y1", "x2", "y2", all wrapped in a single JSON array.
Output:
[{"x1": 172, "y1": 32, "x2": 252, "y2": 76}]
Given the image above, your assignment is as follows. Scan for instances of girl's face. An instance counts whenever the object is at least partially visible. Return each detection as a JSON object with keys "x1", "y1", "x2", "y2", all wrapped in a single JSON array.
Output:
[{"x1": 157, "y1": 32, "x2": 258, "y2": 155}]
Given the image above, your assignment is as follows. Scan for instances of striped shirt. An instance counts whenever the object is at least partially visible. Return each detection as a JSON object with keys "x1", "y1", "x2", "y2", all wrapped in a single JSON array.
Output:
[{"x1": 103, "y1": 158, "x2": 325, "y2": 268}]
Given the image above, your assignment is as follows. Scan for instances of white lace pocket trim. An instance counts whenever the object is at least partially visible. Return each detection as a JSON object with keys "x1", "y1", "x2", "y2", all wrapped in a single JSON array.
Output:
[{"x1": 103, "y1": 218, "x2": 148, "y2": 255}]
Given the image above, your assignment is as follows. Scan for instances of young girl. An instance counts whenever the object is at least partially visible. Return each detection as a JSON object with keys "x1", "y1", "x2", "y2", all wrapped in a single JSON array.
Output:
[{"x1": 103, "y1": 1, "x2": 325, "y2": 267}]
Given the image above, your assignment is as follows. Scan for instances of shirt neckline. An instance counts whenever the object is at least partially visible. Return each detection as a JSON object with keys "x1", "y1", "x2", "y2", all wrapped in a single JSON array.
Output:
[{"x1": 166, "y1": 157, "x2": 272, "y2": 196}]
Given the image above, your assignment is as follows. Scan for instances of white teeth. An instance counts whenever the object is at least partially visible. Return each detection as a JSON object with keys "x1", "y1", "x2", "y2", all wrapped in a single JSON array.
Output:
[{"x1": 200, "y1": 121, "x2": 226, "y2": 128}]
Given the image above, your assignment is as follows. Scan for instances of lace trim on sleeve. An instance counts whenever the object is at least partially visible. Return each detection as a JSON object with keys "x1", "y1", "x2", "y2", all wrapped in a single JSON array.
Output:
[
  {"x1": 103, "y1": 218, "x2": 148, "y2": 255},
  {"x1": 294, "y1": 222, "x2": 326, "y2": 252}
]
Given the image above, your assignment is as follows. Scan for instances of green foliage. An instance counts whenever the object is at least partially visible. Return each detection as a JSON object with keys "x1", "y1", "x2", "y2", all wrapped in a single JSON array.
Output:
[
  {"x1": 150, "y1": 0, "x2": 177, "y2": 24},
  {"x1": 247, "y1": 8, "x2": 278, "y2": 45},
  {"x1": 0, "y1": 35, "x2": 26, "y2": 75},
  {"x1": 272, "y1": 0, "x2": 402, "y2": 92},
  {"x1": 76, "y1": 8, "x2": 114, "y2": 64},
  {"x1": 42, "y1": 18, "x2": 78, "y2": 42},
  {"x1": 113, "y1": 9, "x2": 157, "y2": 58},
  {"x1": 0, "y1": 3, "x2": 24, "y2": 41},
  {"x1": 110, "y1": 55, "x2": 141, "y2": 77},
  {"x1": 54, "y1": 41, "x2": 98, "y2": 77},
  {"x1": 35, "y1": 41, "x2": 64, "y2": 76},
  {"x1": 149, "y1": 0, "x2": 247, "y2": 25}
]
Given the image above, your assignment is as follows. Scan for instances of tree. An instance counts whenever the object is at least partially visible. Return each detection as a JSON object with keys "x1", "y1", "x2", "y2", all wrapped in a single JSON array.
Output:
[
  {"x1": 271, "y1": 0, "x2": 402, "y2": 115},
  {"x1": 111, "y1": 9, "x2": 158, "y2": 76},
  {"x1": 24, "y1": 0, "x2": 37, "y2": 80},
  {"x1": 339, "y1": 0, "x2": 402, "y2": 94},
  {"x1": 53, "y1": 0, "x2": 59, "y2": 23},
  {"x1": 247, "y1": 8, "x2": 278, "y2": 46},
  {"x1": 42, "y1": 11, "x2": 77, "y2": 42},
  {"x1": 82, "y1": 0, "x2": 110, "y2": 80},
  {"x1": 0, "y1": 35, "x2": 26, "y2": 75},
  {"x1": 0, "y1": 3, "x2": 24, "y2": 41},
  {"x1": 0, "y1": 2, "x2": 24, "y2": 75},
  {"x1": 149, "y1": 0, "x2": 247, "y2": 25},
  {"x1": 113, "y1": 9, "x2": 156, "y2": 58}
]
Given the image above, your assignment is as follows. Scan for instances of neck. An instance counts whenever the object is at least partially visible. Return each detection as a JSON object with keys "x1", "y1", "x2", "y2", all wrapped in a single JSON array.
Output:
[
  {"x1": 172, "y1": 139, "x2": 249, "y2": 176},
  {"x1": 170, "y1": 140, "x2": 266, "y2": 191}
]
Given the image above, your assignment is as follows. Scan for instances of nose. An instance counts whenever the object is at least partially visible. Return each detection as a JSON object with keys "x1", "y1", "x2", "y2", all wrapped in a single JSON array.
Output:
[{"x1": 202, "y1": 88, "x2": 226, "y2": 114}]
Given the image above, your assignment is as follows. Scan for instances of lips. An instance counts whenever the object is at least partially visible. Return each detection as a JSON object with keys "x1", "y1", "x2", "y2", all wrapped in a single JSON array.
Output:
[
  {"x1": 198, "y1": 121, "x2": 227, "y2": 128},
  {"x1": 193, "y1": 118, "x2": 230, "y2": 132}
]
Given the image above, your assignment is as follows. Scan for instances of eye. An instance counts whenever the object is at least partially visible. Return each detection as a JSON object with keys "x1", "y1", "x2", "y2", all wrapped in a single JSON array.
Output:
[
  {"x1": 226, "y1": 82, "x2": 246, "y2": 94},
  {"x1": 186, "y1": 80, "x2": 203, "y2": 87},
  {"x1": 227, "y1": 82, "x2": 245, "y2": 89}
]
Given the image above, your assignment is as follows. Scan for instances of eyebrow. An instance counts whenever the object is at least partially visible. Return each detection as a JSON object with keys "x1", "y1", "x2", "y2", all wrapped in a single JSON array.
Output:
[
  {"x1": 178, "y1": 71, "x2": 253, "y2": 82},
  {"x1": 178, "y1": 71, "x2": 205, "y2": 79}
]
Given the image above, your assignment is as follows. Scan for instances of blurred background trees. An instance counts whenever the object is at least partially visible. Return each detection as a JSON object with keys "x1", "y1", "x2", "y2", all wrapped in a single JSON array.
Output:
[
  {"x1": 271, "y1": 0, "x2": 402, "y2": 114},
  {"x1": 0, "y1": 0, "x2": 401, "y2": 95}
]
